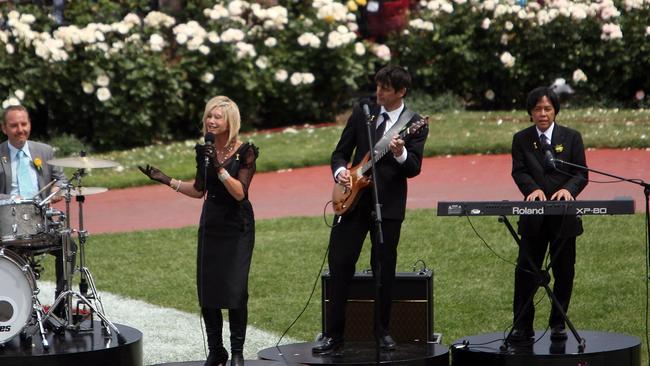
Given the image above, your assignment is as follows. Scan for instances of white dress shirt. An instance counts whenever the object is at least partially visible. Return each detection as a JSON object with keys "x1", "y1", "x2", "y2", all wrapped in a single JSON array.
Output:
[{"x1": 334, "y1": 102, "x2": 409, "y2": 181}]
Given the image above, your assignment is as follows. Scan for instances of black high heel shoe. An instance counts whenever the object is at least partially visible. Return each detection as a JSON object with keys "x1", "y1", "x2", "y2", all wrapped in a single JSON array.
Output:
[
  {"x1": 204, "y1": 347, "x2": 228, "y2": 366},
  {"x1": 230, "y1": 352, "x2": 244, "y2": 366}
]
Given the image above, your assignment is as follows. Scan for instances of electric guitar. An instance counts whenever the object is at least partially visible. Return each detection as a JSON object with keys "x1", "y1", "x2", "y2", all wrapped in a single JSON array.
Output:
[{"x1": 332, "y1": 117, "x2": 428, "y2": 216}]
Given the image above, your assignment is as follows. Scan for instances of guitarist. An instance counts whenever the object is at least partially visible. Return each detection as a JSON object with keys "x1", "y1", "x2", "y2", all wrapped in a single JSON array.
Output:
[{"x1": 312, "y1": 65, "x2": 428, "y2": 354}]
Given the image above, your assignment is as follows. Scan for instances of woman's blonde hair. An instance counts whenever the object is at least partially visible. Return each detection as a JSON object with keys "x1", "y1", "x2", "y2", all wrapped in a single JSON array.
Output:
[{"x1": 202, "y1": 95, "x2": 241, "y2": 144}]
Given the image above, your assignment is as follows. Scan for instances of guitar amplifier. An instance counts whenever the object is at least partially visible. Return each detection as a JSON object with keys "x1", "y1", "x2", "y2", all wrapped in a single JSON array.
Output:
[{"x1": 321, "y1": 269, "x2": 435, "y2": 342}]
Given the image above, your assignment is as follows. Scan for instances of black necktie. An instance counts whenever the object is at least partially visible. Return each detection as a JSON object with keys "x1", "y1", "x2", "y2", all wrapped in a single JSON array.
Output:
[
  {"x1": 377, "y1": 113, "x2": 389, "y2": 138},
  {"x1": 540, "y1": 134, "x2": 550, "y2": 149}
]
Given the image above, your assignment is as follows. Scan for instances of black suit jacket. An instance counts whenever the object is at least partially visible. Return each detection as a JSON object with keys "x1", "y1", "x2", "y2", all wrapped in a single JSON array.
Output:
[
  {"x1": 331, "y1": 103, "x2": 428, "y2": 220},
  {"x1": 511, "y1": 124, "x2": 588, "y2": 237}
]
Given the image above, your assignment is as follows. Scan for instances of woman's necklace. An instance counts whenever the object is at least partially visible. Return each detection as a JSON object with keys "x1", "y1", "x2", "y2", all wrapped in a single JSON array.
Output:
[{"x1": 216, "y1": 141, "x2": 235, "y2": 165}]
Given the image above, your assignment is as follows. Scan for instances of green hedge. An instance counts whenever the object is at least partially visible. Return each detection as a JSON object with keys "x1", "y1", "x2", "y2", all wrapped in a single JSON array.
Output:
[{"x1": 0, "y1": 0, "x2": 648, "y2": 150}]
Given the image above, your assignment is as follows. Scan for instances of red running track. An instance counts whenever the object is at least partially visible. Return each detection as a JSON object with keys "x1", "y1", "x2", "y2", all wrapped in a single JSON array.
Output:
[{"x1": 53, "y1": 149, "x2": 649, "y2": 235}]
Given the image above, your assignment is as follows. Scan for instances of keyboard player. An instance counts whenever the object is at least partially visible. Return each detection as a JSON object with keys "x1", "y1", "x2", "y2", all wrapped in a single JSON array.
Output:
[{"x1": 509, "y1": 87, "x2": 588, "y2": 343}]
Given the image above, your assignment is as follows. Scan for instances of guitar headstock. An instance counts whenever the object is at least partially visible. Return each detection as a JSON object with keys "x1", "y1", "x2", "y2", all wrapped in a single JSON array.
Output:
[{"x1": 406, "y1": 116, "x2": 429, "y2": 135}]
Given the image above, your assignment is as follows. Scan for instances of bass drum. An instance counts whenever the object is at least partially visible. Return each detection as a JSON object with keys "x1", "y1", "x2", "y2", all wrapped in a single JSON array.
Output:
[{"x1": 0, "y1": 248, "x2": 36, "y2": 345}]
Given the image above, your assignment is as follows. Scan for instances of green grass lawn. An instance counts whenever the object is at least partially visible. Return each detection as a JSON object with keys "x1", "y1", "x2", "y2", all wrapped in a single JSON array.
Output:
[
  {"x1": 38, "y1": 209, "x2": 648, "y2": 360},
  {"x1": 63, "y1": 108, "x2": 650, "y2": 189}
]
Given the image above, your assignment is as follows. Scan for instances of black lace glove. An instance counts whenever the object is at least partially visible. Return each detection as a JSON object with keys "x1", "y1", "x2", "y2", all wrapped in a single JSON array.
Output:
[
  {"x1": 195, "y1": 144, "x2": 221, "y2": 169},
  {"x1": 138, "y1": 164, "x2": 171, "y2": 186}
]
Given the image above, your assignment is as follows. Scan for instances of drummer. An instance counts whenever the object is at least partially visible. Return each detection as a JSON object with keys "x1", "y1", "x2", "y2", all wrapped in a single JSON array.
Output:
[{"x1": 1, "y1": 105, "x2": 69, "y2": 316}]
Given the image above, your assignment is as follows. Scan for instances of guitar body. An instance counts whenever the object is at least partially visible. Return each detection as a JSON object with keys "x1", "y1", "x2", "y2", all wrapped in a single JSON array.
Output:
[{"x1": 332, "y1": 153, "x2": 372, "y2": 216}]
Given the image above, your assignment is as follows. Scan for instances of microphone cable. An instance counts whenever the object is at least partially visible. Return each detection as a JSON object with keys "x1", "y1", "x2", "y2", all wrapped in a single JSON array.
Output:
[
  {"x1": 323, "y1": 200, "x2": 342, "y2": 228},
  {"x1": 275, "y1": 231, "x2": 331, "y2": 348},
  {"x1": 198, "y1": 155, "x2": 210, "y2": 360},
  {"x1": 462, "y1": 213, "x2": 548, "y2": 342},
  {"x1": 463, "y1": 214, "x2": 525, "y2": 272}
]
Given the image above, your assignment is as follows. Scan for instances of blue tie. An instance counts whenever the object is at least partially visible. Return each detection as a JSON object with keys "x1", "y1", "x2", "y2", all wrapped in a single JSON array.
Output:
[{"x1": 17, "y1": 150, "x2": 37, "y2": 199}]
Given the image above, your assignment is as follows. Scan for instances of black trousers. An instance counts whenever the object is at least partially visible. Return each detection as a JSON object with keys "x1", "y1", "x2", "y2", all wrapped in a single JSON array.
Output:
[
  {"x1": 202, "y1": 307, "x2": 248, "y2": 353},
  {"x1": 53, "y1": 249, "x2": 66, "y2": 294},
  {"x1": 513, "y1": 231, "x2": 576, "y2": 331},
  {"x1": 52, "y1": 237, "x2": 76, "y2": 306},
  {"x1": 326, "y1": 208, "x2": 402, "y2": 339}
]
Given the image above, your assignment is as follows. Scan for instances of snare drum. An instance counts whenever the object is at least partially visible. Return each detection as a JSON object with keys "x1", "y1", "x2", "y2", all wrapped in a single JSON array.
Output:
[
  {"x1": 0, "y1": 199, "x2": 56, "y2": 252},
  {"x1": 0, "y1": 248, "x2": 37, "y2": 345}
]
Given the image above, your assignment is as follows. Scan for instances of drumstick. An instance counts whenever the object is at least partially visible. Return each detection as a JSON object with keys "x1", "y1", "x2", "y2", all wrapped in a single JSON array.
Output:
[{"x1": 34, "y1": 179, "x2": 58, "y2": 206}]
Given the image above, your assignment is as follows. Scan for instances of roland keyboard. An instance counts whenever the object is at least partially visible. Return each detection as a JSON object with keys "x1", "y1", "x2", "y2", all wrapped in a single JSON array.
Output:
[{"x1": 437, "y1": 199, "x2": 635, "y2": 216}]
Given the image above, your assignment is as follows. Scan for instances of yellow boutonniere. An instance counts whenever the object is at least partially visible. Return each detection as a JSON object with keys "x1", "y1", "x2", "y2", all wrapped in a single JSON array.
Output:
[
  {"x1": 33, "y1": 157, "x2": 43, "y2": 172},
  {"x1": 554, "y1": 144, "x2": 564, "y2": 153}
]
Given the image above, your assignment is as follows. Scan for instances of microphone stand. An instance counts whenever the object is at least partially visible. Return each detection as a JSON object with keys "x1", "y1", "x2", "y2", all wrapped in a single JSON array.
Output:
[
  {"x1": 553, "y1": 157, "x2": 649, "y2": 252},
  {"x1": 555, "y1": 158, "x2": 649, "y2": 343},
  {"x1": 363, "y1": 108, "x2": 384, "y2": 364}
]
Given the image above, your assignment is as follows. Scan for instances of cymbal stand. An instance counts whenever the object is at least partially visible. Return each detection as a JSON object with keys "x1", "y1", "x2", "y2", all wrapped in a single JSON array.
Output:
[
  {"x1": 76, "y1": 187, "x2": 110, "y2": 320},
  {"x1": 42, "y1": 169, "x2": 125, "y2": 344}
]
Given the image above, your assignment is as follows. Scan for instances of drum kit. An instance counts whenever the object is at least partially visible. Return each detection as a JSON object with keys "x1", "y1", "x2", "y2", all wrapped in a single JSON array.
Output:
[{"x1": 0, "y1": 154, "x2": 125, "y2": 349}]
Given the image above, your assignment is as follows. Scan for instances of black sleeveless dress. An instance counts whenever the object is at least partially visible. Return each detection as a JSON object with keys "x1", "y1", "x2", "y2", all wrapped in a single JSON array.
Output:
[{"x1": 193, "y1": 142, "x2": 259, "y2": 309}]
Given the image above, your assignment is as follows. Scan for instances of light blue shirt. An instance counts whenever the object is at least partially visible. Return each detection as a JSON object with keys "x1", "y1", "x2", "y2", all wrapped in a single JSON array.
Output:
[{"x1": 8, "y1": 141, "x2": 39, "y2": 198}]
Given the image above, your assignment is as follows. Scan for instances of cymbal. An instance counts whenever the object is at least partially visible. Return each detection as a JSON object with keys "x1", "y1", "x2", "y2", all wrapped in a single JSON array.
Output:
[
  {"x1": 59, "y1": 187, "x2": 108, "y2": 196},
  {"x1": 47, "y1": 156, "x2": 119, "y2": 169}
]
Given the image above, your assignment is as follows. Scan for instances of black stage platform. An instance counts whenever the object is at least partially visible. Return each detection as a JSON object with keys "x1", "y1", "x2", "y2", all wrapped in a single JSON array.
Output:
[
  {"x1": 151, "y1": 361, "x2": 302, "y2": 366},
  {"x1": 451, "y1": 330, "x2": 640, "y2": 366},
  {"x1": 258, "y1": 341, "x2": 449, "y2": 365},
  {"x1": 0, "y1": 320, "x2": 142, "y2": 366}
]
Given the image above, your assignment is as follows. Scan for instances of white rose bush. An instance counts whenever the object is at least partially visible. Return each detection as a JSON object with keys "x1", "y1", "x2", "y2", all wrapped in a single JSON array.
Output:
[
  {"x1": 389, "y1": 0, "x2": 650, "y2": 108},
  {"x1": 0, "y1": 0, "x2": 649, "y2": 149}
]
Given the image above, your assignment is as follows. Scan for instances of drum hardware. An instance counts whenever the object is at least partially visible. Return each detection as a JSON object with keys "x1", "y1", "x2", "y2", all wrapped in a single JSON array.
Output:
[
  {"x1": 0, "y1": 152, "x2": 122, "y2": 348},
  {"x1": 0, "y1": 247, "x2": 49, "y2": 349},
  {"x1": 42, "y1": 216, "x2": 124, "y2": 343},
  {"x1": 41, "y1": 157, "x2": 126, "y2": 344}
]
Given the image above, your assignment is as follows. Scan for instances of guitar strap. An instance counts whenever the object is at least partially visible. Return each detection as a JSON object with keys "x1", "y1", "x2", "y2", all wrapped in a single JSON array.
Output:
[{"x1": 373, "y1": 108, "x2": 415, "y2": 154}]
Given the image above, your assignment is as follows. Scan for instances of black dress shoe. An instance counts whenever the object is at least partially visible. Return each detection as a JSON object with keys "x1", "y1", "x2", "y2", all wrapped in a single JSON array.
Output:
[
  {"x1": 550, "y1": 325, "x2": 568, "y2": 341},
  {"x1": 378, "y1": 334, "x2": 397, "y2": 350},
  {"x1": 507, "y1": 328, "x2": 534, "y2": 343},
  {"x1": 230, "y1": 352, "x2": 244, "y2": 366},
  {"x1": 312, "y1": 336, "x2": 343, "y2": 354}
]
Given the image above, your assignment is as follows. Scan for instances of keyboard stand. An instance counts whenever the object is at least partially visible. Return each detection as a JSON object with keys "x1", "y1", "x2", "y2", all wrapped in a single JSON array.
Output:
[{"x1": 498, "y1": 215, "x2": 586, "y2": 352}]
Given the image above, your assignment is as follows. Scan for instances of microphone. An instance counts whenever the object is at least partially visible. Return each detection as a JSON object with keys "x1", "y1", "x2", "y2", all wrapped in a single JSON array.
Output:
[
  {"x1": 359, "y1": 98, "x2": 374, "y2": 121},
  {"x1": 542, "y1": 144, "x2": 556, "y2": 169},
  {"x1": 362, "y1": 103, "x2": 371, "y2": 118},
  {"x1": 204, "y1": 132, "x2": 215, "y2": 166}
]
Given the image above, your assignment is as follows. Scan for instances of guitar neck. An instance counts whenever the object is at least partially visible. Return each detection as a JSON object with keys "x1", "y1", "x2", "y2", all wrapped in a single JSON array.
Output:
[{"x1": 360, "y1": 129, "x2": 409, "y2": 175}]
